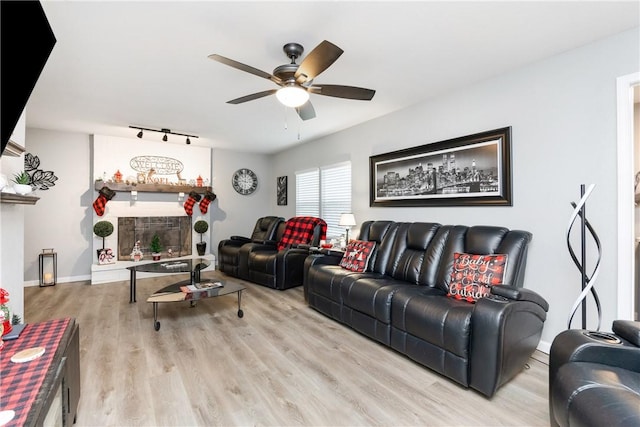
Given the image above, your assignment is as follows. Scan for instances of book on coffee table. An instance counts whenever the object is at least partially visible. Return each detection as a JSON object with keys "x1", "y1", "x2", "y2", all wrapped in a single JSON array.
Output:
[{"x1": 180, "y1": 281, "x2": 223, "y2": 293}]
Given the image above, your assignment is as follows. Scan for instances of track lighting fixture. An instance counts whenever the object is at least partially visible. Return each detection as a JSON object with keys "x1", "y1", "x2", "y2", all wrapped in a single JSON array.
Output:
[{"x1": 129, "y1": 125, "x2": 199, "y2": 145}]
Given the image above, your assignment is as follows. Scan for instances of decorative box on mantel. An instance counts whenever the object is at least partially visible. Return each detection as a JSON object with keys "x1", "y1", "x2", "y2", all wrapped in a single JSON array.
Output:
[{"x1": 94, "y1": 181, "x2": 212, "y2": 194}]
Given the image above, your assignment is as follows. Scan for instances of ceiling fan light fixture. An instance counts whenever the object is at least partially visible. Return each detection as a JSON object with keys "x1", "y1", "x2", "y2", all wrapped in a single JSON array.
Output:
[{"x1": 276, "y1": 85, "x2": 309, "y2": 108}]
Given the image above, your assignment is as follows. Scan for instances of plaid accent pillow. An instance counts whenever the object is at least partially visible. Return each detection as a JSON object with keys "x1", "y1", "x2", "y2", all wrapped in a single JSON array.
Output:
[
  {"x1": 277, "y1": 216, "x2": 327, "y2": 250},
  {"x1": 447, "y1": 253, "x2": 508, "y2": 303},
  {"x1": 340, "y1": 240, "x2": 376, "y2": 272}
]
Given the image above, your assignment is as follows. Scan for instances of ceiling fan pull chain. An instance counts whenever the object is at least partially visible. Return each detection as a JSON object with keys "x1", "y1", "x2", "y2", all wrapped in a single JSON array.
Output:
[{"x1": 283, "y1": 106, "x2": 288, "y2": 130}]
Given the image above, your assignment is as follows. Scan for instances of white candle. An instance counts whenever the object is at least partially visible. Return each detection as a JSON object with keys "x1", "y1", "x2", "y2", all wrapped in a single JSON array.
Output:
[{"x1": 43, "y1": 273, "x2": 53, "y2": 284}]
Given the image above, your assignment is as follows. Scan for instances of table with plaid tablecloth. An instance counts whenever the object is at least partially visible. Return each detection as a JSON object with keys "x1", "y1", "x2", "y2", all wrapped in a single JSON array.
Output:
[{"x1": 0, "y1": 318, "x2": 74, "y2": 427}]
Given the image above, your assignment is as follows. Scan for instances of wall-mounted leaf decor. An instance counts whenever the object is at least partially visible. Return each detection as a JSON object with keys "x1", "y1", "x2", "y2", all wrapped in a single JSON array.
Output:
[{"x1": 25, "y1": 153, "x2": 58, "y2": 190}]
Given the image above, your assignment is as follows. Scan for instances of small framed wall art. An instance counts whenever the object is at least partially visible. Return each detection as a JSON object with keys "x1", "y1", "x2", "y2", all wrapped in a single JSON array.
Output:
[{"x1": 277, "y1": 176, "x2": 288, "y2": 205}]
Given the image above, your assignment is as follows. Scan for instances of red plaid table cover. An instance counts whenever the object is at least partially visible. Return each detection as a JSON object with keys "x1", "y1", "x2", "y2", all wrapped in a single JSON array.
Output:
[
  {"x1": 277, "y1": 216, "x2": 327, "y2": 250},
  {"x1": 0, "y1": 318, "x2": 71, "y2": 427}
]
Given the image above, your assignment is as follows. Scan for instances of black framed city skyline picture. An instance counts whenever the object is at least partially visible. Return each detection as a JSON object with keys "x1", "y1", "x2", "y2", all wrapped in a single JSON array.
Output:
[{"x1": 370, "y1": 127, "x2": 512, "y2": 207}]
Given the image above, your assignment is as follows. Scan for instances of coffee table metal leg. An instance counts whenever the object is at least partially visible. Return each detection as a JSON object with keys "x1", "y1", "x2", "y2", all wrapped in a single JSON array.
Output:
[
  {"x1": 237, "y1": 290, "x2": 244, "y2": 318},
  {"x1": 130, "y1": 269, "x2": 137, "y2": 303},
  {"x1": 153, "y1": 302, "x2": 160, "y2": 331}
]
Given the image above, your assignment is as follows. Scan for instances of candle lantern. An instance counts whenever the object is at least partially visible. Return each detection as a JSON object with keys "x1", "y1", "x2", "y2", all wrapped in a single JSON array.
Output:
[{"x1": 39, "y1": 248, "x2": 57, "y2": 287}]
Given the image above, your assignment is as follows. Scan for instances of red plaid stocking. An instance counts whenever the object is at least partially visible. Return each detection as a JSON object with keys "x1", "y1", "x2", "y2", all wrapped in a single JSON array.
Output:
[
  {"x1": 199, "y1": 190, "x2": 217, "y2": 214},
  {"x1": 93, "y1": 187, "x2": 116, "y2": 216},
  {"x1": 183, "y1": 191, "x2": 201, "y2": 216}
]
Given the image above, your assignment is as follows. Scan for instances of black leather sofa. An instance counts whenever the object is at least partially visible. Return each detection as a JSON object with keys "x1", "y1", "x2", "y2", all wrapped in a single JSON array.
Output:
[
  {"x1": 303, "y1": 220, "x2": 549, "y2": 397},
  {"x1": 220, "y1": 216, "x2": 326, "y2": 290},
  {"x1": 218, "y1": 216, "x2": 284, "y2": 277},
  {"x1": 549, "y1": 320, "x2": 640, "y2": 427},
  {"x1": 242, "y1": 217, "x2": 326, "y2": 289}
]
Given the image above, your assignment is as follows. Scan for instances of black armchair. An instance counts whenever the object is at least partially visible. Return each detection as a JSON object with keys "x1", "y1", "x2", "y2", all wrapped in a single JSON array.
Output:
[
  {"x1": 244, "y1": 216, "x2": 327, "y2": 290},
  {"x1": 549, "y1": 320, "x2": 640, "y2": 427},
  {"x1": 217, "y1": 216, "x2": 284, "y2": 278}
]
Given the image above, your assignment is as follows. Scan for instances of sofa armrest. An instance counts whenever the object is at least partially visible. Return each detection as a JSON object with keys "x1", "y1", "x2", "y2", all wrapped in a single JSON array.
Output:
[
  {"x1": 230, "y1": 235, "x2": 251, "y2": 243},
  {"x1": 469, "y1": 294, "x2": 548, "y2": 397},
  {"x1": 613, "y1": 320, "x2": 640, "y2": 346},
  {"x1": 490, "y1": 285, "x2": 549, "y2": 312},
  {"x1": 549, "y1": 327, "x2": 640, "y2": 378}
]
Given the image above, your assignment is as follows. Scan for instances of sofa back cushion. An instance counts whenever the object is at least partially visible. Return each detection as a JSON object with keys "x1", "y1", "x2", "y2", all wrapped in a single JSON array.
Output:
[
  {"x1": 277, "y1": 216, "x2": 327, "y2": 250},
  {"x1": 385, "y1": 222, "x2": 441, "y2": 284},
  {"x1": 357, "y1": 221, "x2": 398, "y2": 273},
  {"x1": 432, "y1": 225, "x2": 532, "y2": 293},
  {"x1": 251, "y1": 216, "x2": 284, "y2": 242}
]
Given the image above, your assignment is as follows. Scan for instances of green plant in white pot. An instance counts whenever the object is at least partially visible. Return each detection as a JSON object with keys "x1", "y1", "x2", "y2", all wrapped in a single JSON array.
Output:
[
  {"x1": 194, "y1": 220, "x2": 208, "y2": 256},
  {"x1": 12, "y1": 171, "x2": 32, "y2": 195},
  {"x1": 149, "y1": 234, "x2": 162, "y2": 260}
]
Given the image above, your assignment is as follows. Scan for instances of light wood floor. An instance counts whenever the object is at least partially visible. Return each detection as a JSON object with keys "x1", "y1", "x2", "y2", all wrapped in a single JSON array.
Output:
[{"x1": 25, "y1": 271, "x2": 550, "y2": 426}]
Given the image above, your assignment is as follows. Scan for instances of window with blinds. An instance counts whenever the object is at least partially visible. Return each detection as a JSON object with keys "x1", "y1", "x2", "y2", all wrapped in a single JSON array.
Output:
[{"x1": 296, "y1": 161, "x2": 351, "y2": 239}]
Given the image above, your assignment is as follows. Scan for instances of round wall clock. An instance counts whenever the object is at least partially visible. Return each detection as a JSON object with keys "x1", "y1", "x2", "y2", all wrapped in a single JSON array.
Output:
[{"x1": 232, "y1": 168, "x2": 258, "y2": 195}]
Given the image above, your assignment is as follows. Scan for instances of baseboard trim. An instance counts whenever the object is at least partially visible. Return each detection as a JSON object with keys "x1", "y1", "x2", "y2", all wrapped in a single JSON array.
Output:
[
  {"x1": 24, "y1": 274, "x2": 92, "y2": 287},
  {"x1": 537, "y1": 340, "x2": 551, "y2": 354}
]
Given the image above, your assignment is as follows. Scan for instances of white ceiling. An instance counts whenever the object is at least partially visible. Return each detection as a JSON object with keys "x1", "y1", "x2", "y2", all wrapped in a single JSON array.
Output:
[{"x1": 27, "y1": 1, "x2": 639, "y2": 154}]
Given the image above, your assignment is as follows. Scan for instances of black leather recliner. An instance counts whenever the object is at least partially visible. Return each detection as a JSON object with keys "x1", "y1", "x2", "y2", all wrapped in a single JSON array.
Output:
[
  {"x1": 549, "y1": 320, "x2": 640, "y2": 427},
  {"x1": 217, "y1": 216, "x2": 284, "y2": 277},
  {"x1": 242, "y1": 216, "x2": 327, "y2": 290}
]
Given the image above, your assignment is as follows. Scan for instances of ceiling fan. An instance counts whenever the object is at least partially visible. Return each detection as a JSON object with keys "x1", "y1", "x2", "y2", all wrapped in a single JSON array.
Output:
[{"x1": 208, "y1": 40, "x2": 376, "y2": 121}]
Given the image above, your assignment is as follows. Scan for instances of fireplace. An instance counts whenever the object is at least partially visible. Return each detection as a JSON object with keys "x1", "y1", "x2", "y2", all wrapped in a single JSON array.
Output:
[{"x1": 117, "y1": 216, "x2": 192, "y2": 261}]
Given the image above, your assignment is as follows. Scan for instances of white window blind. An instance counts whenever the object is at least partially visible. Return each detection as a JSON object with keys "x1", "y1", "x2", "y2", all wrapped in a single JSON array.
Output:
[
  {"x1": 295, "y1": 168, "x2": 319, "y2": 217},
  {"x1": 321, "y1": 162, "x2": 351, "y2": 239},
  {"x1": 295, "y1": 162, "x2": 351, "y2": 239}
]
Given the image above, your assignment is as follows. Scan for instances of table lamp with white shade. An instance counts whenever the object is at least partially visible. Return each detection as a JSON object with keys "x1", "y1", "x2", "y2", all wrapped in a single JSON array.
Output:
[{"x1": 338, "y1": 213, "x2": 357, "y2": 245}]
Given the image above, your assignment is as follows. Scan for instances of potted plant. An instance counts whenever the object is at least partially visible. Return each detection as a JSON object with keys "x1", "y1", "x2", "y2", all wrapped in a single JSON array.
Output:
[
  {"x1": 149, "y1": 234, "x2": 162, "y2": 260},
  {"x1": 194, "y1": 220, "x2": 208, "y2": 256},
  {"x1": 12, "y1": 171, "x2": 32, "y2": 195},
  {"x1": 93, "y1": 220, "x2": 114, "y2": 260}
]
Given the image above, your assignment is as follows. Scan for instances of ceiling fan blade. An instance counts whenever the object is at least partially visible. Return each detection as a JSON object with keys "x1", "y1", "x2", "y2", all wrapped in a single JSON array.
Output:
[
  {"x1": 294, "y1": 40, "x2": 343, "y2": 84},
  {"x1": 227, "y1": 89, "x2": 277, "y2": 104},
  {"x1": 209, "y1": 54, "x2": 282, "y2": 85},
  {"x1": 308, "y1": 84, "x2": 375, "y2": 101},
  {"x1": 296, "y1": 101, "x2": 316, "y2": 121}
]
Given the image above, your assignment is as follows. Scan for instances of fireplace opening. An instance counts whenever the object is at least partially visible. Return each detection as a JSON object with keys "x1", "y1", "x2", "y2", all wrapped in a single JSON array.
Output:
[{"x1": 117, "y1": 216, "x2": 192, "y2": 261}]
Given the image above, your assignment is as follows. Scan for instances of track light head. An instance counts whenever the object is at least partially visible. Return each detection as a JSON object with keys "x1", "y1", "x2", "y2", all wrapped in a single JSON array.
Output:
[
  {"x1": 186, "y1": 137, "x2": 191, "y2": 145},
  {"x1": 162, "y1": 133, "x2": 168, "y2": 142},
  {"x1": 137, "y1": 130, "x2": 143, "y2": 138}
]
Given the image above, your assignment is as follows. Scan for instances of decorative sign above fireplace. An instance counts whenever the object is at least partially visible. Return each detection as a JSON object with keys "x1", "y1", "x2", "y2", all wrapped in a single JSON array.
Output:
[{"x1": 129, "y1": 155, "x2": 184, "y2": 175}]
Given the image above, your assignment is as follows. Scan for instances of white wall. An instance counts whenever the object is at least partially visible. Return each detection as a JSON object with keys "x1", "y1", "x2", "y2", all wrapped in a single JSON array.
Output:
[
  {"x1": 1, "y1": 155, "x2": 27, "y2": 323},
  {"x1": 210, "y1": 148, "x2": 274, "y2": 254},
  {"x1": 23, "y1": 129, "x2": 93, "y2": 284},
  {"x1": 271, "y1": 27, "x2": 640, "y2": 349}
]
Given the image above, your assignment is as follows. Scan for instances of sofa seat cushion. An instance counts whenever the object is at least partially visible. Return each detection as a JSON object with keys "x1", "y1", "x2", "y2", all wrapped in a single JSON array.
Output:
[
  {"x1": 306, "y1": 264, "x2": 355, "y2": 302},
  {"x1": 551, "y1": 362, "x2": 640, "y2": 427},
  {"x1": 391, "y1": 289, "x2": 473, "y2": 358},
  {"x1": 247, "y1": 250, "x2": 277, "y2": 275},
  {"x1": 341, "y1": 277, "x2": 413, "y2": 323}
]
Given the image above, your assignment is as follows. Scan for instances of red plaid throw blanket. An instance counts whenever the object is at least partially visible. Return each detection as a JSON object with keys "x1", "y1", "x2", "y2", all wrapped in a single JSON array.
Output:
[{"x1": 277, "y1": 216, "x2": 327, "y2": 250}]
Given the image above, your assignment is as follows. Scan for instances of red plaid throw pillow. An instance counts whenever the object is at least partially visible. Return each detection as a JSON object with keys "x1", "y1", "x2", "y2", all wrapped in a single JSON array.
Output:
[
  {"x1": 340, "y1": 240, "x2": 376, "y2": 272},
  {"x1": 447, "y1": 252, "x2": 508, "y2": 303},
  {"x1": 277, "y1": 217, "x2": 327, "y2": 251}
]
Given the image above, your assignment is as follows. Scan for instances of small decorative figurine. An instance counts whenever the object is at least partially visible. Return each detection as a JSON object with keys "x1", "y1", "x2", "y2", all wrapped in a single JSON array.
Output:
[{"x1": 130, "y1": 240, "x2": 144, "y2": 262}]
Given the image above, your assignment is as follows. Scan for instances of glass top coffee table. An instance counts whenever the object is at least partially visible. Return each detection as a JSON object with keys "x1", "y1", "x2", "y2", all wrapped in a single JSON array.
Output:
[
  {"x1": 146, "y1": 279, "x2": 245, "y2": 331},
  {"x1": 126, "y1": 257, "x2": 210, "y2": 303}
]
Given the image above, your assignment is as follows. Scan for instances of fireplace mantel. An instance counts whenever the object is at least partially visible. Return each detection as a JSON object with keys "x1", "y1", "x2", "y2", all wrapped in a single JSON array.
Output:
[{"x1": 95, "y1": 181, "x2": 212, "y2": 194}]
